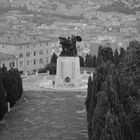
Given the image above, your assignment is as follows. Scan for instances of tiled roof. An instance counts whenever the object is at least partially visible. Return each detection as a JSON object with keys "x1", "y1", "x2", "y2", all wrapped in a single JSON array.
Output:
[{"x1": 0, "y1": 52, "x2": 15, "y2": 60}]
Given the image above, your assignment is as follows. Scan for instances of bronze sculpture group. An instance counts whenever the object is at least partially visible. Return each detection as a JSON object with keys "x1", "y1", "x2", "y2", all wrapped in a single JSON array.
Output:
[{"x1": 59, "y1": 35, "x2": 82, "y2": 57}]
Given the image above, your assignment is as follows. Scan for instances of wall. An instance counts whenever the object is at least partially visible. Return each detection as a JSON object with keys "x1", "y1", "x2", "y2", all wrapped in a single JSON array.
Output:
[
  {"x1": 0, "y1": 41, "x2": 51, "y2": 73},
  {"x1": 0, "y1": 44, "x2": 17, "y2": 54}
]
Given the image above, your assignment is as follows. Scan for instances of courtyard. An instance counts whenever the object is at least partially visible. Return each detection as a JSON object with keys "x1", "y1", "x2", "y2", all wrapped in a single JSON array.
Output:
[{"x1": 0, "y1": 75, "x2": 88, "y2": 140}]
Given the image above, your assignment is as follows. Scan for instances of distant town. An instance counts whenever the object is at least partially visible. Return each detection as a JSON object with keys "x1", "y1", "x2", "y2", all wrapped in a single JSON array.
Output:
[{"x1": 0, "y1": 0, "x2": 140, "y2": 74}]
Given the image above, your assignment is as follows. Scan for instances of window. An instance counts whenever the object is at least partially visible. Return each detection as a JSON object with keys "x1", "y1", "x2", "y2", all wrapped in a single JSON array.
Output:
[
  {"x1": 19, "y1": 45, "x2": 22, "y2": 49},
  {"x1": 34, "y1": 60, "x2": 36, "y2": 65},
  {"x1": 34, "y1": 51, "x2": 36, "y2": 56},
  {"x1": 26, "y1": 52, "x2": 30, "y2": 57},
  {"x1": 19, "y1": 53, "x2": 23, "y2": 58},
  {"x1": 19, "y1": 61, "x2": 23, "y2": 67},
  {"x1": 27, "y1": 60, "x2": 29, "y2": 65},
  {"x1": 46, "y1": 57, "x2": 49, "y2": 63},
  {"x1": 39, "y1": 58, "x2": 43, "y2": 64},
  {"x1": 26, "y1": 44, "x2": 29, "y2": 48},
  {"x1": 39, "y1": 50, "x2": 43, "y2": 55}
]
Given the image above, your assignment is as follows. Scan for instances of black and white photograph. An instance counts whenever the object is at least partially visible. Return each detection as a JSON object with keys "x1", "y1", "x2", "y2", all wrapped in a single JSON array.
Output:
[{"x1": 0, "y1": 0, "x2": 140, "y2": 140}]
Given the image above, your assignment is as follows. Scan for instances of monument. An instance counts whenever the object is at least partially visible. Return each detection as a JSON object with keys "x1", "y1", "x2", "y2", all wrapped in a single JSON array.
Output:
[
  {"x1": 55, "y1": 35, "x2": 82, "y2": 88},
  {"x1": 39, "y1": 35, "x2": 88, "y2": 91}
]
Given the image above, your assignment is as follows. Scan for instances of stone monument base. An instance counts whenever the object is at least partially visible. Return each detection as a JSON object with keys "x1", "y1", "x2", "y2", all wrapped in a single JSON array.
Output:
[{"x1": 55, "y1": 57, "x2": 81, "y2": 88}]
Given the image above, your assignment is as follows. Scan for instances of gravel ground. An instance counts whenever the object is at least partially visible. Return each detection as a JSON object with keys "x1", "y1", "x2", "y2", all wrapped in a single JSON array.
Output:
[{"x1": 0, "y1": 75, "x2": 88, "y2": 140}]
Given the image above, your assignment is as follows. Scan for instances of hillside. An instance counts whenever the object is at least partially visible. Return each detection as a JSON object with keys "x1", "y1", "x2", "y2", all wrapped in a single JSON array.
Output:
[
  {"x1": 0, "y1": 0, "x2": 140, "y2": 17},
  {"x1": 97, "y1": 1, "x2": 140, "y2": 14}
]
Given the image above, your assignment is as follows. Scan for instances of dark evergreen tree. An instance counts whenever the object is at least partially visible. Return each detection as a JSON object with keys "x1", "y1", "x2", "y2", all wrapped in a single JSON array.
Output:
[
  {"x1": 97, "y1": 46, "x2": 113, "y2": 66},
  {"x1": 0, "y1": 68, "x2": 8, "y2": 120},
  {"x1": 86, "y1": 62, "x2": 134, "y2": 140},
  {"x1": 118, "y1": 40, "x2": 140, "y2": 139},
  {"x1": 2, "y1": 70, "x2": 15, "y2": 107},
  {"x1": 1, "y1": 64, "x2": 7, "y2": 73},
  {"x1": 85, "y1": 76, "x2": 93, "y2": 137},
  {"x1": 15, "y1": 69, "x2": 23, "y2": 99},
  {"x1": 92, "y1": 55, "x2": 97, "y2": 68},
  {"x1": 85, "y1": 54, "x2": 89, "y2": 67},
  {"x1": 2, "y1": 68, "x2": 23, "y2": 108},
  {"x1": 97, "y1": 45, "x2": 103, "y2": 66},
  {"x1": 79, "y1": 56, "x2": 85, "y2": 67},
  {"x1": 51, "y1": 52, "x2": 58, "y2": 64},
  {"x1": 119, "y1": 47, "x2": 125, "y2": 62},
  {"x1": 101, "y1": 47, "x2": 113, "y2": 63},
  {"x1": 100, "y1": 111, "x2": 123, "y2": 140},
  {"x1": 39, "y1": 52, "x2": 58, "y2": 74},
  {"x1": 9, "y1": 68, "x2": 23, "y2": 99},
  {"x1": 113, "y1": 49, "x2": 119, "y2": 67},
  {"x1": 85, "y1": 54, "x2": 93, "y2": 67},
  {"x1": 90, "y1": 91, "x2": 109, "y2": 140},
  {"x1": 45, "y1": 63, "x2": 56, "y2": 75}
]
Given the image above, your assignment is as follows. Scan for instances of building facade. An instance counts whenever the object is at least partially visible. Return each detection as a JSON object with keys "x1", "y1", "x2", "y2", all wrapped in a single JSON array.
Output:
[{"x1": 0, "y1": 39, "x2": 51, "y2": 74}]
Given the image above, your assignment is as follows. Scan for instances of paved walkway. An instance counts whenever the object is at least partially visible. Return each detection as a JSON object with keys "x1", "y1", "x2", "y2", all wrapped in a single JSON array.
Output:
[{"x1": 0, "y1": 76, "x2": 88, "y2": 140}]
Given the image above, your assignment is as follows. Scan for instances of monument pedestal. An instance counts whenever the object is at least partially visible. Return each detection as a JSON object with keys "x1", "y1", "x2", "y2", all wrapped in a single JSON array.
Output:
[{"x1": 55, "y1": 57, "x2": 81, "y2": 88}]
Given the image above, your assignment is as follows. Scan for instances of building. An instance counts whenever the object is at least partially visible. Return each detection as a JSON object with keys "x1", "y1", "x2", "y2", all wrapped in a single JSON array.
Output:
[
  {"x1": 120, "y1": 27, "x2": 138, "y2": 34},
  {"x1": 136, "y1": 11, "x2": 140, "y2": 19},
  {"x1": 0, "y1": 36, "x2": 51, "y2": 74},
  {"x1": 0, "y1": 52, "x2": 16, "y2": 70},
  {"x1": 89, "y1": 43, "x2": 100, "y2": 56}
]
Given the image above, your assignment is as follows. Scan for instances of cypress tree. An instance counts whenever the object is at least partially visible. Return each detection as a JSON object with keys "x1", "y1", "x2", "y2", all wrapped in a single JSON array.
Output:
[
  {"x1": 0, "y1": 68, "x2": 8, "y2": 120},
  {"x1": 92, "y1": 55, "x2": 97, "y2": 68},
  {"x1": 86, "y1": 62, "x2": 134, "y2": 140},
  {"x1": 118, "y1": 40, "x2": 140, "y2": 139},
  {"x1": 119, "y1": 47, "x2": 125, "y2": 62},
  {"x1": 101, "y1": 47, "x2": 113, "y2": 63},
  {"x1": 114, "y1": 49, "x2": 119, "y2": 67},
  {"x1": 51, "y1": 52, "x2": 58, "y2": 64},
  {"x1": 79, "y1": 56, "x2": 85, "y2": 67},
  {"x1": 85, "y1": 54, "x2": 92, "y2": 67},
  {"x1": 97, "y1": 45, "x2": 103, "y2": 66}
]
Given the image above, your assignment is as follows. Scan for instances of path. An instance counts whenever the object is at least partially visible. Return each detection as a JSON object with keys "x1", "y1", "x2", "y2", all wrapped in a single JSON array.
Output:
[{"x1": 0, "y1": 76, "x2": 88, "y2": 140}]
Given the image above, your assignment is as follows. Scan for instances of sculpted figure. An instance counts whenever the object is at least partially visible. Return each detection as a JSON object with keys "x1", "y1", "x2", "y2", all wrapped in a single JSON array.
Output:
[{"x1": 59, "y1": 35, "x2": 82, "y2": 56}]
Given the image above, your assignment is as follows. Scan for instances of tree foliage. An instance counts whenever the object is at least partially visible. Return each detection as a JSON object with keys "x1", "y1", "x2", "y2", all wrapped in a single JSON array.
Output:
[
  {"x1": 0, "y1": 67, "x2": 23, "y2": 120},
  {"x1": 51, "y1": 52, "x2": 58, "y2": 64},
  {"x1": 118, "y1": 40, "x2": 140, "y2": 139},
  {"x1": 92, "y1": 55, "x2": 97, "y2": 68},
  {"x1": 79, "y1": 56, "x2": 85, "y2": 67},
  {"x1": 39, "y1": 62, "x2": 56, "y2": 75},
  {"x1": 97, "y1": 46, "x2": 113, "y2": 66},
  {"x1": 86, "y1": 62, "x2": 134, "y2": 140},
  {"x1": 39, "y1": 52, "x2": 57, "y2": 74},
  {"x1": 85, "y1": 54, "x2": 97, "y2": 68},
  {"x1": 0, "y1": 69, "x2": 8, "y2": 120},
  {"x1": 86, "y1": 40, "x2": 140, "y2": 140},
  {"x1": 85, "y1": 54, "x2": 93, "y2": 67},
  {"x1": 113, "y1": 49, "x2": 119, "y2": 67}
]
